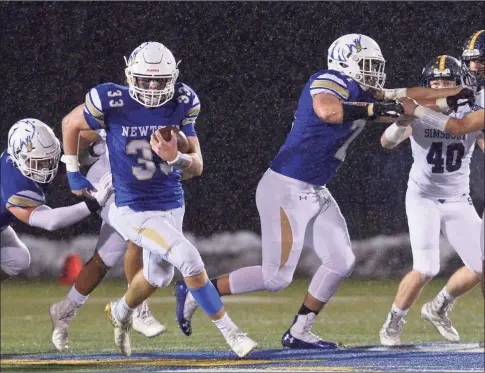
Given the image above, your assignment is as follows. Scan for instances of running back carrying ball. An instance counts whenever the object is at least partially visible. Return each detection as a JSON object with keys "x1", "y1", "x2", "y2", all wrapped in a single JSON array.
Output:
[{"x1": 157, "y1": 126, "x2": 190, "y2": 153}]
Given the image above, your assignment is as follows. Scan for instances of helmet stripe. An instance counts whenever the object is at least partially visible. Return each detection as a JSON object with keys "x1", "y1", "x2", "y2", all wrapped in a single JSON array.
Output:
[
  {"x1": 438, "y1": 55, "x2": 447, "y2": 72},
  {"x1": 468, "y1": 30, "x2": 484, "y2": 51}
]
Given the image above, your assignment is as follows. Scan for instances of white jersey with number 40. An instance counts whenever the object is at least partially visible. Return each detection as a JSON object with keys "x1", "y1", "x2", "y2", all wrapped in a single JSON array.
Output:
[{"x1": 408, "y1": 100, "x2": 483, "y2": 199}]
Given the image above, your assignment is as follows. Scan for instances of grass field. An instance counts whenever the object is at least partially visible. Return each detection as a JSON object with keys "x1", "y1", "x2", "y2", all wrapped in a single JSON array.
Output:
[{"x1": 1, "y1": 277, "x2": 483, "y2": 358}]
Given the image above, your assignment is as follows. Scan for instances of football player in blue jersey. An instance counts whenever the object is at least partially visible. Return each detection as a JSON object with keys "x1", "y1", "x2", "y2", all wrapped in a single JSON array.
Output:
[
  {"x1": 0, "y1": 119, "x2": 112, "y2": 281},
  {"x1": 174, "y1": 34, "x2": 404, "y2": 349},
  {"x1": 61, "y1": 41, "x2": 258, "y2": 358},
  {"x1": 49, "y1": 125, "x2": 167, "y2": 353}
]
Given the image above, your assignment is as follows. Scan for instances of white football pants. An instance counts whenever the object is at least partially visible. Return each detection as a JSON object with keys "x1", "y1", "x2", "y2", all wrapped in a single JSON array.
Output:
[
  {"x1": 109, "y1": 202, "x2": 200, "y2": 287},
  {"x1": 406, "y1": 188, "x2": 482, "y2": 276},
  {"x1": 256, "y1": 168, "x2": 355, "y2": 296},
  {"x1": 87, "y1": 155, "x2": 127, "y2": 268}
]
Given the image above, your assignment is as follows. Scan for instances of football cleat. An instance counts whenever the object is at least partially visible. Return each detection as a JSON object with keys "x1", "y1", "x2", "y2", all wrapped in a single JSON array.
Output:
[
  {"x1": 421, "y1": 298, "x2": 459, "y2": 341},
  {"x1": 105, "y1": 301, "x2": 132, "y2": 357},
  {"x1": 133, "y1": 300, "x2": 167, "y2": 338},
  {"x1": 175, "y1": 280, "x2": 198, "y2": 336},
  {"x1": 224, "y1": 328, "x2": 258, "y2": 358},
  {"x1": 49, "y1": 301, "x2": 77, "y2": 352},
  {"x1": 281, "y1": 315, "x2": 338, "y2": 350},
  {"x1": 380, "y1": 311, "x2": 406, "y2": 346}
]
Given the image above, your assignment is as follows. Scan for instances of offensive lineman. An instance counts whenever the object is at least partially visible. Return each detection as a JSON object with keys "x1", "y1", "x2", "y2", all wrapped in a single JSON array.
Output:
[
  {"x1": 175, "y1": 34, "x2": 404, "y2": 349},
  {"x1": 61, "y1": 41, "x2": 258, "y2": 358},
  {"x1": 379, "y1": 55, "x2": 483, "y2": 346}
]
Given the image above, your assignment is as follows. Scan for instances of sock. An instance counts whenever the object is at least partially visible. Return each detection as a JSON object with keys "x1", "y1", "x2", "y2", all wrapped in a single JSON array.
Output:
[
  {"x1": 210, "y1": 278, "x2": 221, "y2": 296},
  {"x1": 188, "y1": 281, "x2": 223, "y2": 316},
  {"x1": 213, "y1": 312, "x2": 237, "y2": 338},
  {"x1": 391, "y1": 303, "x2": 408, "y2": 317},
  {"x1": 67, "y1": 285, "x2": 89, "y2": 307},
  {"x1": 437, "y1": 287, "x2": 456, "y2": 303},
  {"x1": 291, "y1": 312, "x2": 317, "y2": 334},
  {"x1": 228, "y1": 266, "x2": 266, "y2": 294},
  {"x1": 114, "y1": 296, "x2": 136, "y2": 321},
  {"x1": 298, "y1": 304, "x2": 320, "y2": 316}
]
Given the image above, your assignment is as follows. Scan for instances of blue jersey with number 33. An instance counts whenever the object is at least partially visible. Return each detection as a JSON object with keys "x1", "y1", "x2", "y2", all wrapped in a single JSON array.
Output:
[
  {"x1": 270, "y1": 70, "x2": 374, "y2": 186},
  {"x1": 83, "y1": 82, "x2": 200, "y2": 211}
]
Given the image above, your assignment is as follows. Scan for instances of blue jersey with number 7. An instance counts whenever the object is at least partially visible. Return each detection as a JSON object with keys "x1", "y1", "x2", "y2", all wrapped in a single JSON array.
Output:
[
  {"x1": 83, "y1": 82, "x2": 199, "y2": 211},
  {"x1": 270, "y1": 70, "x2": 374, "y2": 186}
]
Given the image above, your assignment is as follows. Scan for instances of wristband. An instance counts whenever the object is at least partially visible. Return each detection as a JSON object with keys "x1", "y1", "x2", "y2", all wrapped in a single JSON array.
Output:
[
  {"x1": 167, "y1": 151, "x2": 193, "y2": 169},
  {"x1": 83, "y1": 198, "x2": 101, "y2": 213},
  {"x1": 342, "y1": 102, "x2": 373, "y2": 122},
  {"x1": 61, "y1": 154, "x2": 80, "y2": 172},
  {"x1": 414, "y1": 106, "x2": 449, "y2": 131}
]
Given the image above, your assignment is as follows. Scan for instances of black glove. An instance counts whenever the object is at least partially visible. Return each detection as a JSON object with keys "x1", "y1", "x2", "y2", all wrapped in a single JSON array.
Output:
[
  {"x1": 371, "y1": 100, "x2": 405, "y2": 118},
  {"x1": 446, "y1": 88, "x2": 475, "y2": 112}
]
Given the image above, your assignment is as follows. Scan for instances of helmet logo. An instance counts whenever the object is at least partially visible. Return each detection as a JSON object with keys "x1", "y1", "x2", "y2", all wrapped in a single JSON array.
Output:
[{"x1": 347, "y1": 36, "x2": 363, "y2": 53}]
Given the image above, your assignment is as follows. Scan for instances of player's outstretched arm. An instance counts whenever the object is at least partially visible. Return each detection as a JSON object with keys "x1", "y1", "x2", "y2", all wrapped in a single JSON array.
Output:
[
  {"x1": 313, "y1": 93, "x2": 403, "y2": 124},
  {"x1": 7, "y1": 179, "x2": 112, "y2": 231},
  {"x1": 379, "y1": 88, "x2": 475, "y2": 114},
  {"x1": 380, "y1": 116, "x2": 414, "y2": 149},
  {"x1": 378, "y1": 87, "x2": 463, "y2": 101},
  {"x1": 401, "y1": 97, "x2": 485, "y2": 136},
  {"x1": 61, "y1": 104, "x2": 96, "y2": 195}
]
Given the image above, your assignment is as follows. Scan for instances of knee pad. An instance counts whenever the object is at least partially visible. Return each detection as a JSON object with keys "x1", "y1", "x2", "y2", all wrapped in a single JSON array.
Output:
[
  {"x1": 308, "y1": 265, "x2": 346, "y2": 303},
  {"x1": 143, "y1": 251, "x2": 175, "y2": 288},
  {"x1": 1, "y1": 246, "x2": 31, "y2": 276},
  {"x1": 338, "y1": 253, "x2": 356, "y2": 278},
  {"x1": 413, "y1": 261, "x2": 440, "y2": 278},
  {"x1": 262, "y1": 270, "x2": 292, "y2": 292},
  {"x1": 170, "y1": 239, "x2": 205, "y2": 278}
]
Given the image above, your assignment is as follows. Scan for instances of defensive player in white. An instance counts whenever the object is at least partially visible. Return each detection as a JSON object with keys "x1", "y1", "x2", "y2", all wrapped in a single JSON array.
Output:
[
  {"x1": 1, "y1": 119, "x2": 112, "y2": 281},
  {"x1": 61, "y1": 41, "x2": 257, "y2": 358},
  {"x1": 379, "y1": 54, "x2": 484, "y2": 346},
  {"x1": 400, "y1": 30, "x2": 485, "y2": 347},
  {"x1": 48, "y1": 123, "x2": 166, "y2": 352},
  {"x1": 175, "y1": 34, "x2": 404, "y2": 349}
]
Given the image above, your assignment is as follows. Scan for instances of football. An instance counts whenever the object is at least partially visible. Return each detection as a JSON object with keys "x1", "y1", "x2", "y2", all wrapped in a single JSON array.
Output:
[{"x1": 156, "y1": 126, "x2": 190, "y2": 153}]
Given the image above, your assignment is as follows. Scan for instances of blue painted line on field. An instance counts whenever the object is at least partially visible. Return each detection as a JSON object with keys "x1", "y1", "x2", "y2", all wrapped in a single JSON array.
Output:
[{"x1": 1, "y1": 342, "x2": 483, "y2": 372}]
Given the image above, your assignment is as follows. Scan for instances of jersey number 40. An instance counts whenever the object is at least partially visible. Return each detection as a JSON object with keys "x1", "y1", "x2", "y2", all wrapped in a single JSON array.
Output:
[{"x1": 426, "y1": 142, "x2": 465, "y2": 174}]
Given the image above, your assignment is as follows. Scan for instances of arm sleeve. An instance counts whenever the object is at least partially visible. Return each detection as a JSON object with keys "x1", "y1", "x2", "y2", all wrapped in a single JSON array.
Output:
[
  {"x1": 28, "y1": 203, "x2": 91, "y2": 231},
  {"x1": 309, "y1": 72, "x2": 350, "y2": 101},
  {"x1": 83, "y1": 87, "x2": 107, "y2": 131}
]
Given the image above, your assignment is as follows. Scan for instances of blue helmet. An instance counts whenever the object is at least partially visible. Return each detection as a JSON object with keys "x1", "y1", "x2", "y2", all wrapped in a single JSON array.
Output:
[
  {"x1": 461, "y1": 30, "x2": 485, "y2": 88},
  {"x1": 421, "y1": 55, "x2": 462, "y2": 88}
]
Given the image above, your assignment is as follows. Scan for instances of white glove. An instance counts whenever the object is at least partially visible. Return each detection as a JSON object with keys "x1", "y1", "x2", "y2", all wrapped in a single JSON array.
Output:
[{"x1": 89, "y1": 172, "x2": 113, "y2": 207}]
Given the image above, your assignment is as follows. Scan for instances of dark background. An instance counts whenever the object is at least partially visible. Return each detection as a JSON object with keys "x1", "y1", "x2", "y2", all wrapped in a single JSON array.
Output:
[{"x1": 1, "y1": 1, "x2": 484, "y2": 241}]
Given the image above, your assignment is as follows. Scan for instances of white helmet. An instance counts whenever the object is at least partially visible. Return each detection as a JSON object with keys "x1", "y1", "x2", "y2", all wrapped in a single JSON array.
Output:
[
  {"x1": 328, "y1": 34, "x2": 386, "y2": 91},
  {"x1": 7, "y1": 118, "x2": 61, "y2": 184},
  {"x1": 125, "y1": 42, "x2": 180, "y2": 108}
]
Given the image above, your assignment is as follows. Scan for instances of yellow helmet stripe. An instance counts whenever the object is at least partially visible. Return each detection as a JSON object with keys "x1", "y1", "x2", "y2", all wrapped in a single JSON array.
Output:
[
  {"x1": 438, "y1": 55, "x2": 447, "y2": 72},
  {"x1": 468, "y1": 30, "x2": 484, "y2": 50}
]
